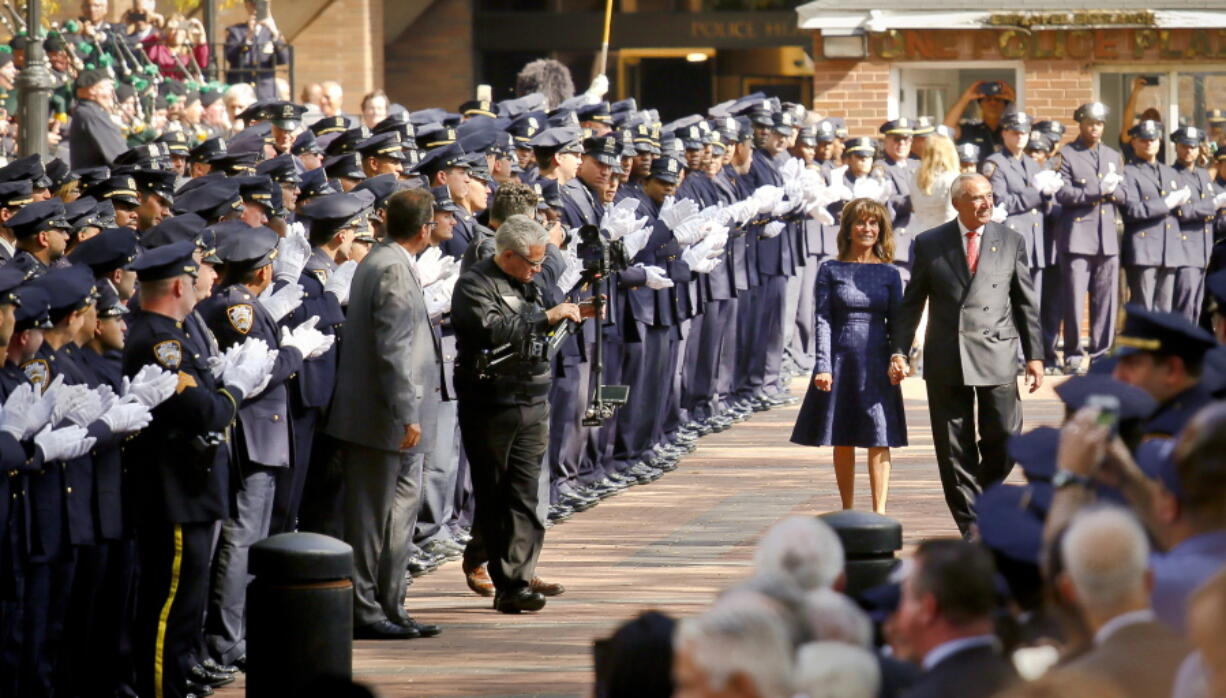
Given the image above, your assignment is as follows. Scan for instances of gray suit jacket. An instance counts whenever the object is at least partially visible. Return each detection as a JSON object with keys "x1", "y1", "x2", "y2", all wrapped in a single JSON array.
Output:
[
  {"x1": 893, "y1": 219, "x2": 1043, "y2": 386},
  {"x1": 326, "y1": 239, "x2": 439, "y2": 453},
  {"x1": 1057, "y1": 620, "x2": 1188, "y2": 698}
]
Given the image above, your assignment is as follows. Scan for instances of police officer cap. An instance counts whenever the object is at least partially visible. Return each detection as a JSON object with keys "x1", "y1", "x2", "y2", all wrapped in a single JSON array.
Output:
[
  {"x1": 1054, "y1": 374, "x2": 1157, "y2": 422},
  {"x1": 130, "y1": 239, "x2": 200, "y2": 282},
  {"x1": 1007, "y1": 426, "x2": 1059, "y2": 483},
  {"x1": 507, "y1": 111, "x2": 547, "y2": 144},
  {"x1": 957, "y1": 142, "x2": 981, "y2": 164},
  {"x1": 1206, "y1": 108, "x2": 1226, "y2": 124},
  {"x1": 1127, "y1": 119, "x2": 1164, "y2": 140},
  {"x1": 156, "y1": 130, "x2": 191, "y2": 156},
  {"x1": 1206, "y1": 269, "x2": 1226, "y2": 309},
  {"x1": 290, "y1": 129, "x2": 324, "y2": 157},
  {"x1": 631, "y1": 124, "x2": 660, "y2": 155},
  {"x1": 610, "y1": 97, "x2": 637, "y2": 117},
  {"x1": 408, "y1": 108, "x2": 452, "y2": 127},
  {"x1": 0, "y1": 265, "x2": 24, "y2": 307},
  {"x1": 734, "y1": 116, "x2": 754, "y2": 142},
  {"x1": 300, "y1": 190, "x2": 376, "y2": 235},
  {"x1": 298, "y1": 167, "x2": 336, "y2": 201},
  {"x1": 496, "y1": 93, "x2": 546, "y2": 120},
  {"x1": 976, "y1": 81, "x2": 1010, "y2": 100},
  {"x1": 227, "y1": 122, "x2": 273, "y2": 154},
  {"x1": 536, "y1": 179, "x2": 563, "y2": 210},
  {"x1": 878, "y1": 117, "x2": 913, "y2": 136},
  {"x1": 491, "y1": 131, "x2": 516, "y2": 157},
  {"x1": 1033, "y1": 120, "x2": 1066, "y2": 138},
  {"x1": 171, "y1": 179, "x2": 243, "y2": 220},
  {"x1": 351, "y1": 174, "x2": 398, "y2": 210},
  {"x1": 309, "y1": 115, "x2": 351, "y2": 137},
  {"x1": 459, "y1": 99, "x2": 496, "y2": 119},
  {"x1": 1171, "y1": 126, "x2": 1206, "y2": 146},
  {"x1": 1074, "y1": 102, "x2": 1109, "y2": 123},
  {"x1": 215, "y1": 224, "x2": 279, "y2": 268},
  {"x1": 211, "y1": 150, "x2": 261, "y2": 176},
  {"x1": 372, "y1": 112, "x2": 416, "y2": 141},
  {"x1": 463, "y1": 154, "x2": 493, "y2": 183},
  {"x1": 268, "y1": 101, "x2": 307, "y2": 130},
  {"x1": 976, "y1": 483, "x2": 1050, "y2": 566},
  {"x1": 546, "y1": 109, "x2": 579, "y2": 129},
  {"x1": 141, "y1": 212, "x2": 209, "y2": 250},
  {"x1": 325, "y1": 126, "x2": 372, "y2": 157},
  {"x1": 14, "y1": 286, "x2": 52, "y2": 331},
  {"x1": 771, "y1": 111, "x2": 796, "y2": 135},
  {"x1": 658, "y1": 132, "x2": 682, "y2": 158},
  {"x1": 796, "y1": 125, "x2": 817, "y2": 146},
  {"x1": 74, "y1": 68, "x2": 109, "y2": 91},
  {"x1": 0, "y1": 154, "x2": 51, "y2": 189},
  {"x1": 412, "y1": 142, "x2": 467, "y2": 177},
  {"x1": 133, "y1": 168, "x2": 177, "y2": 204},
  {"x1": 529, "y1": 126, "x2": 583, "y2": 155},
  {"x1": 1001, "y1": 112, "x2": 1032, "y2": 133},
  {"x1": 64, "y1": 195, "x2": 101, "y2": 230},
  {"x1": 1024, "y1": 132, "x2": 1053, "y2": 153},
  {"x1": 824, "y1": 116, "x2": 848, "y2": 139},
  {"x1": 843, "y1": 137, "x2": 875, "y2": 156},
  {"x1": 576, "y1": 101, "x2": 613, "y2": 125},
  {"x1": 113, "y1": 144, "x2": 165, "y2": 171},
  {"x1": 8, "y1": 199, "x2": 70, "y2": 239},
  {"x1": 813, "y1": 120, "x2": 838, "y2": 142},
  {"x1": 357, "y1": 131, "x2": 407, "y2": 161},
  {"x1": 33, "y1": 264, "x2": 98, "y2": 317},
  {"x1": 45, "y1": 159, "x2": 72, "y2": 192},
  {"x1": 68, "y1": 226, "x2": 139, "y2": 275},
  {"x1": 1137, "y1": 438, "x2": 1182, "y2": 500},
  {"x1": 0, "y1": 180, "x2": 33, "y2": 208},
  {"x1": 430, "y1": 185, "x2": 463, "y2": 214},
  {"x1": 1113, "y1": 304, "x2": 1217, "y2": 362},
  {"x1": 233, "y1": 174, "x2": 277, "y2": 208},
  {"x1": 415, "y1": 123, "x2": 457, "y2": 151},
  {"x1": 676, "y1": 123, "x2": 705, "y2": 150},
  {"x1": 189, "y1": 136, "x2": 228, "y2": 164},
  {"x1": 583, "y1": 135, "x2": 621, "y2": 166},
  {"x1": 322, "y1": 152, "x2": 365, "y2": 181},
  {"x1": 746, "y1": 103, "x2": 775, "y2": 128},
  {"x1": 95, "y1": 282, "x2": 127, "y2": 319},
  {"x1": 648, "y1": 155, "x2": 684, "y2": 184},
  {"x1": 456, "y1": 119, "x2": 499, "y2": 155},
  {"x1": 236, "y1": 100, "x2": 274, "y2": 123},
  {"x1": 910, "y1": 116, "x2": 936, "y2": 137},
  {"x1": 255, "y1": 154, "x2": 302, "y2": 186}
]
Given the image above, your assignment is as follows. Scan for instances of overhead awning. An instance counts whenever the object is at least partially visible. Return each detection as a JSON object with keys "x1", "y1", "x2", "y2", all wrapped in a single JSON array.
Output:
[{"x1": 795, "y1": 7, "x2": 1226, "y2": 33}]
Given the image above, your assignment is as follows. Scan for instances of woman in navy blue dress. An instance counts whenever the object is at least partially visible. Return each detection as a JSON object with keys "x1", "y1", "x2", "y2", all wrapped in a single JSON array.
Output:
[{"x1": 790, "y1": 198, "x2": 907, "y2": 514}]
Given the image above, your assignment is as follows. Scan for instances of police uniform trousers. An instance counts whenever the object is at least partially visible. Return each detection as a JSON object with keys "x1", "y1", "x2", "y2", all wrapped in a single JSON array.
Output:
[
  {"x1": 133, "y1": 520, "x2": 214, "y2": 698},
  {"x1": 1041, "y1": 266, "x2": 1064, "y2": 366},
  {"x1": 1062, "y1": 253, "x2": 1120, "y2": 363},
  {"x1": 296, "y1": 433, "x2": 345, "y2": 540},
  {"x1": 925, "y1": 381, "x2": 1023, "y2": 535},
  {"x1": 615, "y1": 321, "x2": 669, "y2": 467},
  {"x1": 1126, "y1": 265, "x2": 1177, "y2": 313},
  {"x1": 789, "y1": 255, "x2": 823, "y2": 372},
  {"x1": 458, "y1": 399, "x2": 548, "y2": 593},
  {"x1": 270, "y1": 404, "x2": 315, "y2": 534},
  {"x1": 733, "y1": 286, "x2": 761, "y2": 401},
  {"x1": 338, "y1": 442, "x2": 424, "y2": 626},
  {"x1": 595, "y1": 333, "x2": 628, "y2": 474},
  {"x1": 690, "y1": 300, "x2": 735, "y2": 421},
  {"x1": 713, "y1": 297, "x2": 740, "y2": 412},
  {"x1": 546, "y1": 355, "x2": 585, "y2": 500},
  {"x1": 752, "y1": 274, "x2": 789, "y2": 397},
  {"x1": 781, "y1": 264, "x2": 806, "y2": 370},
  {"x1": 664, "y1": 320, "x2": 691, "y2": 436},
  {"x1": 414, "y1": 399, "x2": 461, "y2": 546},
  {"x1": 1172, "y1": 267, "x2": 1205, "y2": 324},
  {"x1": 58, "y1": 537, "x2": 139, "y2": 698},
  {"x1": 680, "y1": 307, "x2": 706, "y2": 421}
]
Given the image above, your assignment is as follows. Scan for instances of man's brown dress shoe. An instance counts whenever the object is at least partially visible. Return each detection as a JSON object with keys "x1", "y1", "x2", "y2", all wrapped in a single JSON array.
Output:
[
  {"x1": 530, "y1": 577, "x2": 565, "y2": 596},
  {"x1": 464, "y1": 564, "x2": 495, "y2": 597}
]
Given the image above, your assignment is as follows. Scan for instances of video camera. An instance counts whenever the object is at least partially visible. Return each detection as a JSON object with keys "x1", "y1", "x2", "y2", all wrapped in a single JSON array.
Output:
[
  {"x1": 576, "y1": 224, "x2": 631, "y2": 279},
  {"x1": 572, "y1": 224, "x2": 631, "y2": 425}
]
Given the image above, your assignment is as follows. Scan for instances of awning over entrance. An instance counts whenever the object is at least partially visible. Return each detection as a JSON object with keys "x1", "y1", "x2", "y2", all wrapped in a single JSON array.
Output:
[{"x1": 795, "y1": 5, "x2": 1226, "y2": 33}]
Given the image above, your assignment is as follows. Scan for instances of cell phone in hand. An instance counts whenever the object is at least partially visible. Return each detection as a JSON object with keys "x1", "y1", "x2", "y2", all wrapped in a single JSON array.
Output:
[
  {"x1": 1086, "y1": 394, "x2": 1121, "y2": 433},
  {"x1": 1141, "y1": 76, "x2": 1159, "y2": 86}
]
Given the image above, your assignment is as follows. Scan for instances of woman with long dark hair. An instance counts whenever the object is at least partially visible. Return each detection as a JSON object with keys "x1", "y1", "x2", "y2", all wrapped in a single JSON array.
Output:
[{"x1": 790, "y1": 198, "x2": 907, "y2": 514}]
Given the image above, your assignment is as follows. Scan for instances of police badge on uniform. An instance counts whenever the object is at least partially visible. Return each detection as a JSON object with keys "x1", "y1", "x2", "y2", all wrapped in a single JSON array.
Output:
[
  {"x1": 153, "y1": 340, "x2": 183, "y2": 370},
  {"x1": 22, "y1": 359, "x2": 49, "y2": 389},
  {"x1": 311, "y1": 269, "x2": 328, "y2": 285},
  {"x1": 226, "y1": 304, "x2": 254, "y2": 334}
]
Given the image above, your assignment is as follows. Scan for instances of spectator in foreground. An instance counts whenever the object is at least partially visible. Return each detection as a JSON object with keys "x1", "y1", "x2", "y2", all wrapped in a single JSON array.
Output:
[
  {"x1": 793, "y1": 641, "x2": 880, "y2": 698},
  {"x1": 752, "y1": 516, "x2": 845, "y2": 592},
  {"x1": 1173, "y1": 568, "x2": 1226, "y2": 698},
  {"x1": 673, "y1": 591, "x2": 794, "y2": 698},
  {"x1": 1051, "y1": 506, "x2": 1187, "y2": 698},
  {"x1": 598, "y1": 611, "x2": 675, "y2": 698}
]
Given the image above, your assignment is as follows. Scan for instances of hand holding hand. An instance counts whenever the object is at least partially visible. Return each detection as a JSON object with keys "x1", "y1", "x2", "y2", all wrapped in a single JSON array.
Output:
[
  {"x1": 813, "y1": 372, "x2": 833, "y2": 391},
  {"x1": 889, "y1": 355, "x2": 909, "y2": 384}
]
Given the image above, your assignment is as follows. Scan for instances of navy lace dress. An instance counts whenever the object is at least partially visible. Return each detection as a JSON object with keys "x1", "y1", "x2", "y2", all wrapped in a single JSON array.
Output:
[{"x1": 790, "y1": 261, "x2": 907, "y2": 448}]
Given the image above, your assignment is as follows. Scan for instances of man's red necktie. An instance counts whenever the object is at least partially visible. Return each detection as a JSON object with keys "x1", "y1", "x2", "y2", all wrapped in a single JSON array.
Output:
[{"x1": 966, "y1": 231, "x2": 980, "y2": 274}]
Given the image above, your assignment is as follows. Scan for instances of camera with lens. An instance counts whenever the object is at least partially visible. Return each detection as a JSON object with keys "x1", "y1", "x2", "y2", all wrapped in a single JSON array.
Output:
[{"x1": 576, "y1": 224, "x2": 630, "y2": 278}]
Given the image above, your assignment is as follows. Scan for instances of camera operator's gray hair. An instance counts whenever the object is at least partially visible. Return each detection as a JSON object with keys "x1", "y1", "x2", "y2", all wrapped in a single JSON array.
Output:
[
  {"x1": 495, "y1": 214, "x2": 549, "y2": 256},
  {"x1": 753, "y1": 516, "x2": 845, "y2": 592}
]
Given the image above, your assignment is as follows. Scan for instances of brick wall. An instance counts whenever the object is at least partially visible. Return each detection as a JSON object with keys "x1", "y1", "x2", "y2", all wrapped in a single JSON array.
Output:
[
  {"x1": 383, "y1": 0, "x2": 474, "y2": 112},
  {"x1": 292, "y1": 0, "x2": 384, "y2": 113}
]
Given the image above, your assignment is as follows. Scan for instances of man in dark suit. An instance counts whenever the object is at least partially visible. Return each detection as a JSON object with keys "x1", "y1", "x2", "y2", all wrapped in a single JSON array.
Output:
[
  {"x1": 892, "y1": 173, "x2": 1044, "y2": 534},
  {"x1": 893, "y1": 539, "x2": 1016, "y2": 698}
]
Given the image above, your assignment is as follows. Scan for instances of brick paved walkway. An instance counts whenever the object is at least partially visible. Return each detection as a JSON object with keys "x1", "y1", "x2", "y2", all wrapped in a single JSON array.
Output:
[{"x1": 218, "y1": 376, "x2": 1067, "y2": 697}]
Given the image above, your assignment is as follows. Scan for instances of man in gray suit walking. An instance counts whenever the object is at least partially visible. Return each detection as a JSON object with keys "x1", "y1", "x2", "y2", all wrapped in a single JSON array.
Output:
[
  {"x1": 892, "y1": 174, "x2": 1044, "y2": 534},
  {"x1": 326, "y1": 188, "x2": 443, "y2": 640}
]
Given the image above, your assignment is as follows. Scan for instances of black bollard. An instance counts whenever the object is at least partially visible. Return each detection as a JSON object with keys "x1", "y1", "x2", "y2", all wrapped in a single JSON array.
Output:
[
  {"x1": 247, "y1": 532, "x2": 354, "y2": 697},
  {"x1": 817, "y1": 510, "x2": 902, "y2": 595}
]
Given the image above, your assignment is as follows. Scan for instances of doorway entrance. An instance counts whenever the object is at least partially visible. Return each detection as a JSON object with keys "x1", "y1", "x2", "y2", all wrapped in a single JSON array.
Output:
[{"x1": 894, "y1": 64, "x2": 1023, "y2": 123}]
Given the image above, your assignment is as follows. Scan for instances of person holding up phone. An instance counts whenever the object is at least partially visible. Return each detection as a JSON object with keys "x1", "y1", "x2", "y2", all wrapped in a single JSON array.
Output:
[{"x1": 223, "y1": 0, "x2": 289, "y2": 100}]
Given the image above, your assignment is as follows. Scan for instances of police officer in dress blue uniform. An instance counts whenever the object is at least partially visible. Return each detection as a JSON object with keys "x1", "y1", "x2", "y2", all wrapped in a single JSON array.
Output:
[
  {"x1": 1122, "y1": 119, "x2": 1185, "y2": 314},
  {"x1": 7, "y1": 199, "x2": 72, "y2": 278},
  {"x1": 1169, "y1": 126, "x2": 1222, "y2": 324},
  {"x1": 1055, "y1": 102, "x2": 1128, "y2": 373},
  {"x1": 878, "y1": 118, "x2": 918, "y2": 281}
]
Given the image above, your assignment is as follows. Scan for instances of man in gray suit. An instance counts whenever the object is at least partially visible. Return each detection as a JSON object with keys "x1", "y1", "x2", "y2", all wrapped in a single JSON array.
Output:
[
  {"x1": 326, "y1": 188, "x2": 443, "y2": 640},
  {"x1": 892, "y1": 174, "x2": 1044, "y2": 534}
]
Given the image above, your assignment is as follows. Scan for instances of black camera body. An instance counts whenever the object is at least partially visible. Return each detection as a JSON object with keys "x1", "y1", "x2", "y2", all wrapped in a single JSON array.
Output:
[{"x1": 576, "y1": 224, "x2": 630, "y2": 278}]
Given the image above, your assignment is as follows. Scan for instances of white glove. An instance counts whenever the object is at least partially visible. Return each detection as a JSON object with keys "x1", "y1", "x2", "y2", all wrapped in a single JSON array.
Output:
[
  {"x1": 1163, "y1": 187, "x2": 1192, "y2": 209},
  {"x1": 281, "y1": 316, "x2": 331, "y2": 360},
  {"x1": 62, "y1": 386, "x2": 105, "y2": 428},
  {"x1": 33, "y1": 424, "x2": 95, "y2": 462},
  {"x1": 672, "y1": 216, "x2": 705, "y2": 246},
  {"x1": 783, "y1": 179, "x2": 804, "y2": 208},
  {"x1": 807, "y1": 202, "x2": 836, "y2": 226},
  {"x1": 100, "y1": 401, "x2": 152, "y2": 434},
  {"x1": 584, "y1": 73, "x2": 609, "y2": 101},
  {"x1": 0, "y1": 383, "x2": 37, "y2": 441},
  {"x1": 424, "y1": 279, "x2": 454, "y2": 317},
  {"x1": 323, "y1": 260, "x2": 358, "y2": 305},
  {"x1": 852, "y1": 176, "x2": 888, "y2": 204},
  {"x1": 762, "y1": 221, "x2": 785, "y2": 239},
  {"x1": 273, "y1": 229, "x2": 311, "y2": 283},
  {"x1": 641, "y1": 265, "x2": 673, "y2": 290},
  {"x1": 621, "y1": 224, "x2": 651, "y2": 260},
  {"x1": 122, "y1": 364, "x2": 179, "y2": 409},
  {"x1": 659, "y1": 196, "x2": 699, "y2": 230},
  {"x1": 1215, "y1": 191, "x2": 1226, "y2": 209},
  {"x1": 1032, "y1": 170, "x2": 1065, "y2": 196},
  {"x1": 259, "y1": 282, "x2": 304, "y2": 323},
  {"x1": 556, "y1": 248, "x2": 584, "y2": 294},
  {"x1": 1101, "y1": 163, "x2": 1122, "y2": 195},
  {"x1": 752, "y1": 186, "x2": 784, "y2": 216},
  {"x1": 991, "y1": 204, "x2": 1008, "y2": 223},
  {"x1": 221, "y1": 338, "x2": 274, "y2": 398}
]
